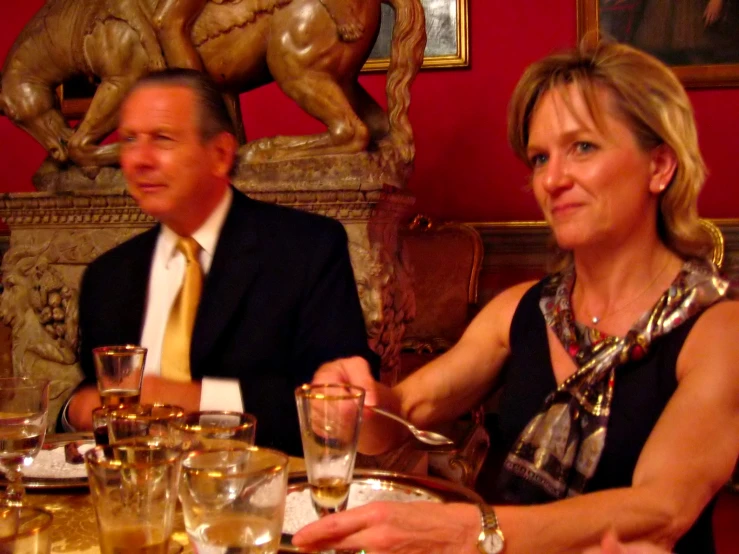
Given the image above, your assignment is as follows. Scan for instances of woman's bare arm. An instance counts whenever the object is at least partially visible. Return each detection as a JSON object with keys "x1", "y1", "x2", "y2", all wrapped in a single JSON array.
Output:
[
  {"x1": 296, "y1": 301, "x2": 739, "y2": 553},
  {"x1": 394, "y1": 281, "x2": 536, "y2": 427}
]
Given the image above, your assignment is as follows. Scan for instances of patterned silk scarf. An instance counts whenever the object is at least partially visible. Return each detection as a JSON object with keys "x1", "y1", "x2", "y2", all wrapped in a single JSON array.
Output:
[{"x1": 497, "y1": 259, "x2": 729, "y2": 504}]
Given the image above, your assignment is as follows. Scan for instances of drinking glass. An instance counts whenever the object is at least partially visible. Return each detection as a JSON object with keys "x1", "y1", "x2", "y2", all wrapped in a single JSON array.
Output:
[
  {"x1": 295, "y1": 384, "x2": 364, "y2": 516},
  {"x1": 180, "y1": 446, "x2": 288, "y2": 553},
  {"x1": 85, "y1": 442, "x2": 182, "y2": 554},
  {"x1": 93, "y1": 345, "x2": 147, "y2": 408},
  {"x1": 92, "y1": 407, "x2": 110, "y2": 446},
  {"x1": 107, "y1": 404, "x2": 185, "y2": 446},
  {"x1": 170, "y1": 411, "x2": 257, "y2": 451},
  {"x1": 0, "y1": 378, "x2": 50, "y2": 506},
  {"x1": 0, "y1": 505, "x2": 53, "y2": 554}
]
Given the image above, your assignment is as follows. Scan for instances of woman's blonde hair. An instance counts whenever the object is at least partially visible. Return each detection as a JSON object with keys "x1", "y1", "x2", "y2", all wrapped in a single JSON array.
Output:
[{"x1": 508, "y1": 41, "x2": 712, "y2": 263}]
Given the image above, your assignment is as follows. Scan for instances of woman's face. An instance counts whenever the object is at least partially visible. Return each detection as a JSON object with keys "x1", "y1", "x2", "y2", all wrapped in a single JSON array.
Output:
[{"x1": 526, "y1": 84, "x2": 674, "y2": 252}]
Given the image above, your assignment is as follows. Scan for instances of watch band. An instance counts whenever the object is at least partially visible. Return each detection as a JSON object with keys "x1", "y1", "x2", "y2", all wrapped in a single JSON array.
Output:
[{"x1": 477, "y1": 503, "x2": 505, "y2": 553}]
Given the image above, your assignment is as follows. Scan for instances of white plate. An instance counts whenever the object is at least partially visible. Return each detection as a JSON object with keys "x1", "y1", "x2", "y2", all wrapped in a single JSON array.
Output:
[
  {"x1": 1, "y1": 434, "x2": 93, "y2": 489},
  {"x1": 283, "y1": 477, "x2": 442, "y2": 535}
]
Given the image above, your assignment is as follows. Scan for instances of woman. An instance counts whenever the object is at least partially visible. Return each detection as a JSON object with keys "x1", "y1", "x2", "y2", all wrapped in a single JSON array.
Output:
[{"x1": 293, "y1": 42, "x2": 739, "y2": 553}]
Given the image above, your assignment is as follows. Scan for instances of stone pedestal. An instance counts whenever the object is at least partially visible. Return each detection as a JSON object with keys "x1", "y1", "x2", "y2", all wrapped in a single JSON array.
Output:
[{"x1": 0, "y1": 184, "x2": 415, "y2": 429}]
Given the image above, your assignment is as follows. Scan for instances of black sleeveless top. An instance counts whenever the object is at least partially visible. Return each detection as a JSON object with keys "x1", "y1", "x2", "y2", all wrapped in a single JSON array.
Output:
[{"x1": 494, "y1": 279, "x2": 716, "y2": 553}]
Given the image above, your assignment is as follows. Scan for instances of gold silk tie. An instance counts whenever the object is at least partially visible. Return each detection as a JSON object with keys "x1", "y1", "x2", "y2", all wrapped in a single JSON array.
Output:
[{"x1": 161, "y1": 237, "x2": 202, "y2": 382}]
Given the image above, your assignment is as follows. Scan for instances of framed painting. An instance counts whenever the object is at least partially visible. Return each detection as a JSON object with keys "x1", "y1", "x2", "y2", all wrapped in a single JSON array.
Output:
[
  {"x1": 577, "y1": 0, "x2": 739, "y2": 87},
  {"x1": 363, "y1": 0, "x2": 469, "y2": 72}
]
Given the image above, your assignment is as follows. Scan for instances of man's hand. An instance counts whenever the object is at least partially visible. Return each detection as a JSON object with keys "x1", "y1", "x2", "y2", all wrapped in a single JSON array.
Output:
[
  {"x1": 704, "y1": 0, "x2": 724, "y2": 25},
  {"x1": 67, "y1": 385, "x2": 102, "y2": 430},
  {"x1": 140, "y1": 375, "x2": 201, "y2": 411}
]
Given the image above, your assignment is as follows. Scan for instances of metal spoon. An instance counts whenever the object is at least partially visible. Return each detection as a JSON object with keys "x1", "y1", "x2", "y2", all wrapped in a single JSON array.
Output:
[{"x1": 368, "y1": 406, "x2": 456, "y2": 449}]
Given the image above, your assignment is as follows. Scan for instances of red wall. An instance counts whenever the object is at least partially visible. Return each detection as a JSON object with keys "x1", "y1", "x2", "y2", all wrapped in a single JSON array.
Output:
[{"x1": 2, "y1": 1, "x2": 738, "y2": 220}]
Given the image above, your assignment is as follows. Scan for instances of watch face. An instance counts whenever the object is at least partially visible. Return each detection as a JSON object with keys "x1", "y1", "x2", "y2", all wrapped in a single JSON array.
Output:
[{"x1": 481, "y1": 531, "x2": 504, "y2": 553}]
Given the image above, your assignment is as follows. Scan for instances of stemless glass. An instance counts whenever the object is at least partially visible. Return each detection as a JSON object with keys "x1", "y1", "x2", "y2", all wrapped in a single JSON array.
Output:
[
  {"x1": 85, "y1": 443, "x2": 182, "y2": 554},
  {"x1": 295, "y1": 384, "x2": 365, "y2": 516},
  {"x1": 0, "y1": 378, "x2": 50, "y2": 506},
  {"x1": 107, "y1": 404, "x2": 185, "y2": 446},
  {"x1": 180, "y1": 446, "x2": 288, "y2": 553},
  {"x1": 170, "y1": 411, "x2": 257, "y2": 451},
  {"x1": 93, "y1": 345, "x2": 147, "y2": 408}
]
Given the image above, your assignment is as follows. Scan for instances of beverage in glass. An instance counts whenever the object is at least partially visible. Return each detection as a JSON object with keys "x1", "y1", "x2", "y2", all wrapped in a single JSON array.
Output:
[
  {"x1": 107, "y1": 404, "x2": 184, "y2": 445},
  {"x1": 93, "y1": 345, "x2": 146, "y2": 408},
  {"x1": 0, "y1": 378, "x2": 50, "y2": 506},
  {"x1": 92, "y1": 407, "x2": 110, "y2": 446},
  {"x1": 170, "y1": 411, "x2": 256, "y2": 451},
  {"x1": 295, "y1": 384, "x2": 364, "y2": 516},
  {"x1": 85, "y1": 443, "x2": 182, "y2": 554},
  {"x1": 180, "y1": 446, "x2": 288, "y2": 554}
]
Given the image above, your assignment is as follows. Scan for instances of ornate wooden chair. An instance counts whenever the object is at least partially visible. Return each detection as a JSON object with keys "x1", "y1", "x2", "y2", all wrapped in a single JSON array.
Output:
[
  {"x1": 397, "y1": 215, "x2": 489, "y2": 487},
  {"x1": 700, "y1": 218, "x2": 725, "y2": 269}
]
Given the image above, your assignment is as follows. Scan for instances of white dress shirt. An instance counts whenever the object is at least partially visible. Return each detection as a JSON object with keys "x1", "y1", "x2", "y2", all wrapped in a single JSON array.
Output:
[{"x1": 139, "y1": 187, "x2": 243, "y2": 412}]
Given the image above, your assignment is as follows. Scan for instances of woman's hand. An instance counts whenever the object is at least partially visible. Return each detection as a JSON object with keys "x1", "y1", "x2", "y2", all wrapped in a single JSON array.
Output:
[
  {"x1": 313, "y1": 356, "x2": 405, "y2": 454},
  {"x1": 313, "y1": 356, "x2": 379, "y2": 406},
  {"x1": 582, "y1": 530, "x2": 673, "y2": 554},
  {"x1": 292, "y1": 501, "x2": 481, "y2": 554}
]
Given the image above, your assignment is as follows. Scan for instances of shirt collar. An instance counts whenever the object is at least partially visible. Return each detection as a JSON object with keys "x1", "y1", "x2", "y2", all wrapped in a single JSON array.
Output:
[{"x1": 160, "y1": 187, "x2": 233, "y2": 268}]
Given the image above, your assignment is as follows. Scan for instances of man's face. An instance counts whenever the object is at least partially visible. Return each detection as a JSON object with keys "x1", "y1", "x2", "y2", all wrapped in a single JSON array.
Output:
[{"x1": 119, "y1": 85, "x2": 233, "y2": 236}]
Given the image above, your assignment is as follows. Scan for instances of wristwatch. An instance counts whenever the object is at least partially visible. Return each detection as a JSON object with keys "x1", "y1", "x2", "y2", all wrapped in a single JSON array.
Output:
[{"x1": 477, "y1": 503, "x2": 505, "y2": 553}]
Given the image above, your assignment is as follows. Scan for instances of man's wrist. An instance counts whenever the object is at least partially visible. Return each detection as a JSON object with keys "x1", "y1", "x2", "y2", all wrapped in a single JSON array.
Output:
[{"x1": 60, "y1": 394, "x2": 77, "y2": 433}]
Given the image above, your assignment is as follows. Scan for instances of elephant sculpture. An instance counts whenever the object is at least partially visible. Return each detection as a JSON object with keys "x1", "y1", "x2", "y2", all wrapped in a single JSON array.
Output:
[{"x1": 0, "y1": 0, "x2": 426, "y2": 175}]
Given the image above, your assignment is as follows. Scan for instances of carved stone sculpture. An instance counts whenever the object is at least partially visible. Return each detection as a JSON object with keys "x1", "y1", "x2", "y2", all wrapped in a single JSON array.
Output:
[
  {"x1": 0, "y1": 244, "x2": 84, "y2": 431},
  {"x1": 0, "y1": 0, "x2": 426, "y2": 182}
]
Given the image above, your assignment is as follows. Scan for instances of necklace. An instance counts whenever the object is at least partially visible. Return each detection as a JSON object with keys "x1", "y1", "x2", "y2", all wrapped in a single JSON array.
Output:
[{"x1": 582, "y1": 257, "x2": 673, "y2": 326}]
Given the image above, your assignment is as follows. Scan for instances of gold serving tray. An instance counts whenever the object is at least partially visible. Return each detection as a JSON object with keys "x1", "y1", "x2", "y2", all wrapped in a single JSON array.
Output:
[{"x1": 279, "y1": 469, "x2": 483, "y2": 553}]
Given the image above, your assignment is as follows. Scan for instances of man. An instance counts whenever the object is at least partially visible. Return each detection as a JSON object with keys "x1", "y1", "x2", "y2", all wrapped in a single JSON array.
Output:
[{"x1": 66, "y1": 69, "x2": 374, "y2": 456}]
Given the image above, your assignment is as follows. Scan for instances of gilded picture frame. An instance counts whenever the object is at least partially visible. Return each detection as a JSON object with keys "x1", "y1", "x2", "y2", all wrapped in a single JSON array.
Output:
[
  {"x1": 577, "y1": 0, "x2": 739, "y2": 87},
  {"x1": 363, "y1": 0, "x2": 469, "y2": 72}
]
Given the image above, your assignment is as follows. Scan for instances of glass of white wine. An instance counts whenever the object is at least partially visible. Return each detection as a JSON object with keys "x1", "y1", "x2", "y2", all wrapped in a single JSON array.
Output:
[
  {"x1": 0, "y1": 377, "x2": 50, "y2": 506},
  {"x1": 180, "y1": 446, "x2": 289, "y2": 553},
  {"x1": 295, "y1": 384, "x2": 365, "y2": 517}
]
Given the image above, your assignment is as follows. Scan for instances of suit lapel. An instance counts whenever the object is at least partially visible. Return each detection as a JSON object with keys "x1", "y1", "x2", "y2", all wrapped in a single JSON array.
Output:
[
  {"x1": 190, "y1": 191, "x2": 262, "y2": 372},
  {"x1": 121, "y1": 228, "x2": 159, "y2": 342}
]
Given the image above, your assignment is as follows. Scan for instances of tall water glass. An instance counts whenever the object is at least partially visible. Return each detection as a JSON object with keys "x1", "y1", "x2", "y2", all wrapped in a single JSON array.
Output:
[
  {"x1": 0, "y1": 378, "x2": 49, "y2": 506},
  {"x1": 295, "y1": 384, "x2": 364, "y2": 516},
  {"x1": 180, "y1": 446, "x2": 288, "y2": 554},
  {"x1": 85, "y1": 443, "x2": 182, "y2": 554},
  {"x1": 93, "y1": 345, "x2": 147, "y2": 408},
  {"x1": 170, "y1": 411, "x2": 257, "y2": 451}
]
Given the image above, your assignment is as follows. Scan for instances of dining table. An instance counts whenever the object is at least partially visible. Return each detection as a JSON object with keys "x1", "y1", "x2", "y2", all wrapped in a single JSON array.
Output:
[
  {"x1": 18, "y1": 433, "x2": 482, "y2": 554},
  {"x1": 21, "y1": 433, "x2": 306, "y2": 554}
]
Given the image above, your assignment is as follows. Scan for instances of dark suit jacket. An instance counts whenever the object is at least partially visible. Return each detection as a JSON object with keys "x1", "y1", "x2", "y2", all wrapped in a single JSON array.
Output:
[{"x1": 78, "y1": 189, "x2": 375, "y2": 455}]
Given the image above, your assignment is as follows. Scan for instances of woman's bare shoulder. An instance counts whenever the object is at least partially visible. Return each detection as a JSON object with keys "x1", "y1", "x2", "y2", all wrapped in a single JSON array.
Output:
[
  {"x1": 678, "y1": 298, "x2": 739, "y2": 379},
  {"x1": 468, "y1": 279, "x2": 541, "y2": 338},
  {"x1": 483, "y1": 279, "x2": 541, "y2": 314}
]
